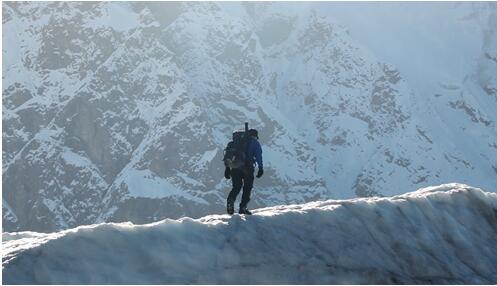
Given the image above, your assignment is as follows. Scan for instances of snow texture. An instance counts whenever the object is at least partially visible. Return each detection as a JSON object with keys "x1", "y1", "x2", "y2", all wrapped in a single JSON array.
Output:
[{"x1": 3, "y1": 183, "x2": 497, "y2": 284}]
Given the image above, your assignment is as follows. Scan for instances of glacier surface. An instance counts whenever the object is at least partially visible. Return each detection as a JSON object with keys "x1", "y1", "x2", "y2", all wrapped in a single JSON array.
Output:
[{"x1": 3, "y1": 183, "x2": 497, "y2": 284}]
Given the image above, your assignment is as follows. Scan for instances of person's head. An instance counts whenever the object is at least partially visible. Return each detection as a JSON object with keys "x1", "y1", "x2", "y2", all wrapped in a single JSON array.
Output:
[{"x1": 248, "y1": 129, "x2": 259, "y2": 139}]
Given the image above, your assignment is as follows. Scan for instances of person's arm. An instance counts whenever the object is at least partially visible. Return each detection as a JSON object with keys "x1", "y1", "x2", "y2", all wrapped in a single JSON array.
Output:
[
  {"x1": 255, "y1": 141, "x2": 263, "y2": 178},
  {"x1": 224, "y1": 141, "x2": 233, "y2": 179},
  {"x1": 255, "y1": 141, "x2": 263, "y2": 169}
]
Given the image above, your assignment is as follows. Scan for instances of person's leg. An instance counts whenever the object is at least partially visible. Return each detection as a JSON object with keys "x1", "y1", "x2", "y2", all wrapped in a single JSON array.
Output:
[
  {"x1": 227, "y1": 169, "x2": 243, "y2": 214},
  {"x1": 240, "y1": 168, "x2": 254, "y2": 209}
]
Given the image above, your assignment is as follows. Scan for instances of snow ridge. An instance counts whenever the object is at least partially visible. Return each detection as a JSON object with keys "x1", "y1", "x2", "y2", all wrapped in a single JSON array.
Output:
[{"x1": 3, "y1": 183, "x2": 497, "y2": 284}]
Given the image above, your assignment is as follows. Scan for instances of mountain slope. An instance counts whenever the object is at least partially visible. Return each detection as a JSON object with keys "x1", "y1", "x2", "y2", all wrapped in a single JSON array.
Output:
[
  {"x1": 3, "y1": 184, "x2": 497, "y2": 284},
  {"x1": 3, "y1": 2, "x2": 497, "y2": 232},
  {"x1": 316, "y1": 2, "x2": 497, "y2": 193}
]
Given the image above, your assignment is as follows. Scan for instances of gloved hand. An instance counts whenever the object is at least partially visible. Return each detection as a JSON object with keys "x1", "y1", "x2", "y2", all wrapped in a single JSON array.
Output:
[
  {"x1": 256, "y1": 167, "x2": 264, "y2": 178},
  {"x1": 224, "y1": 167, "x2": 231, "y2": 179}
]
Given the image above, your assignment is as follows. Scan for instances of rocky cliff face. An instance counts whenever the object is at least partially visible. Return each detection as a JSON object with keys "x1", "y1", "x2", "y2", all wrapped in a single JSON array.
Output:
[{"x1": 3, "y1": 2, "x2": 497, "y2": 232}]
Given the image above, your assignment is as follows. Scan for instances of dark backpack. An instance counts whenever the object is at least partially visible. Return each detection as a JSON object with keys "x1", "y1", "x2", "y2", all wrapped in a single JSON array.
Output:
[{"x1": 223, "y1": 124, "x2": 249, "y2": 169}]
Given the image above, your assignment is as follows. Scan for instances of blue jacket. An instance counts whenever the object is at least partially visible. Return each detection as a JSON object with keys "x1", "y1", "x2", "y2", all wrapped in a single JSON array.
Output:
[{"x1": 246, "y1": 138, "x2": 263, "y2": 169}]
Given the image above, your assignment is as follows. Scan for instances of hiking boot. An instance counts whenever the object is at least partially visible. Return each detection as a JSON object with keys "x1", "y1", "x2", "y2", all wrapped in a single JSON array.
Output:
[
  {"x1": 227, "y1": 198, "x2": 234, "y2": 215},
  {"x1": 239, "y1": 207, "x2": 252, "y2": 215}
]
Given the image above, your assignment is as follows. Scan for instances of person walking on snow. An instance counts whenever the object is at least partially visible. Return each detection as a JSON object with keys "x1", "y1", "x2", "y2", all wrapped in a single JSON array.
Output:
[{"x1": 224, "y1": 129, "x2": 263, "y2": 215}]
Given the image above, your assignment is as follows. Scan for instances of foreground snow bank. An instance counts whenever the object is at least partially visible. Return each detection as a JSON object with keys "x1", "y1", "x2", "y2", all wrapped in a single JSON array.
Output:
[{"x1": 3, "y1": 183, "x2": 497, "y2": 284}]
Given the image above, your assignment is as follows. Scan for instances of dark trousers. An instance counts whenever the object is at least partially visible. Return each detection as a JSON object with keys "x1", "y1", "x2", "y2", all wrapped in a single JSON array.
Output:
[{"x1": 228, "y1": 168, "x2": 254, "y2": 208}]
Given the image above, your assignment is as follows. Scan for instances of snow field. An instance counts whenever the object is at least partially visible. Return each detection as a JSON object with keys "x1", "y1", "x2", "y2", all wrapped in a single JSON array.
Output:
[{"x1": 2, "y1": 183, "x2": 497, "y2": 284}]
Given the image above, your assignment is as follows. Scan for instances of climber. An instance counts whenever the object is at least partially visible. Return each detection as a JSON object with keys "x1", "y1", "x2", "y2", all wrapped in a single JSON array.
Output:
[{"x1": 223, "y1": 128, "x2": 263, "y2": 215}]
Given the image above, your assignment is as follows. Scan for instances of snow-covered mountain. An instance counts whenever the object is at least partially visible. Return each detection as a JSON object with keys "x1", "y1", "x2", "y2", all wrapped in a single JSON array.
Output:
[
  {"x1": 3, "y1": 184, "x2": 497, "y2": 284},
  {"x1": 3, "y1": 2, "x2": 497, "y2": 232}
]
